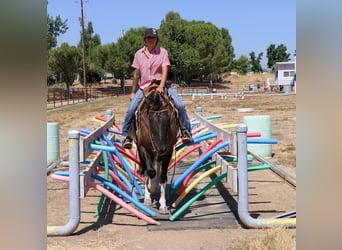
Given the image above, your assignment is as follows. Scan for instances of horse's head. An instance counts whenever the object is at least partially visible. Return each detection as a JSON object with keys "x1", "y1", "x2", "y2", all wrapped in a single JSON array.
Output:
[{"x1": 143, "y1": 90, "x2": 173, "y2": 154}]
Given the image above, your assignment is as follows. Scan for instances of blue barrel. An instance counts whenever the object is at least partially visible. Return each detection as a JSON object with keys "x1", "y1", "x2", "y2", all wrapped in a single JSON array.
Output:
[
  {"x1": 243, "y1": 115, "x2": 272, "y2": 158},
  {"x1": 47, "y1": 122, "x2": 60, "y2": 165},
  {"x1": 284, "y1": 86, "x2": 291, "y2": 94}
]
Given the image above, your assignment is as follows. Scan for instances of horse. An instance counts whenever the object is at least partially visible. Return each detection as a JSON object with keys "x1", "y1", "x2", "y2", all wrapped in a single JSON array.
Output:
[{"x1": 129, "y1": 84, "x2": 180, "y2": 214}]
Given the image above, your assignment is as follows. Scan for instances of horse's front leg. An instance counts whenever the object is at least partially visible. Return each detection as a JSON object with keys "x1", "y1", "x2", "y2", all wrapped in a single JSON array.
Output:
[
  {"x1": 144, "y1": 158, "x2": 159, "y2": 207},
  {"x1": 138, "y1": 148, "x2": 154, "y2": 206},
  {"x1": 159, "y1": 163, "x2": 169, "y2": 214},
  {"x1": 144, "y1": 178, "x2": 153, "y2": 206},
  {"x1": 159, "y1": 182, "x2": 168, "y2": 214}
]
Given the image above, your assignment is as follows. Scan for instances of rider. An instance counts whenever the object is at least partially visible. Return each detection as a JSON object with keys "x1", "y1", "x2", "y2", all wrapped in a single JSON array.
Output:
[{"x1": 121, "y1": 28, "x2": 192, "y2": 149}]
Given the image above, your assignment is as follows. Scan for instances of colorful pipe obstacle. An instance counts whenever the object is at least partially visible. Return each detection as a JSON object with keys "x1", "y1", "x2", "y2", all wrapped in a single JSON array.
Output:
[
  {"x1": 47, "y1": 110, "x2": 160, "y2": 236},
  {"x1": 47, "y1": 106, "x2": 295, "y2": 233},
  {"x1": 180, "y1": 111, "x2": 296, "y2": 228}
]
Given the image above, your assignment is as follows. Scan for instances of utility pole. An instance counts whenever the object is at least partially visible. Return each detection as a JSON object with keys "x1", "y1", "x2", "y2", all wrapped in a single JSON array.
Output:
[{"x1": 80, "y1": 0, "x2": 87, "y2": 101}]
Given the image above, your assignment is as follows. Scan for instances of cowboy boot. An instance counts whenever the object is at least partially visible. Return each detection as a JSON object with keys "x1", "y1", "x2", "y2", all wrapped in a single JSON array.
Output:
[{"x1": 181, "y1": 128, "x2": 192, "y2": 144}]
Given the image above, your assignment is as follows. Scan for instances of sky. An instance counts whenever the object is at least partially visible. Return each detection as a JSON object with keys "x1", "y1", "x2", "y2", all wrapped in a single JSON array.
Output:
[{"x1": 47, "y1": 0, "x2": 296, "y2": 68}]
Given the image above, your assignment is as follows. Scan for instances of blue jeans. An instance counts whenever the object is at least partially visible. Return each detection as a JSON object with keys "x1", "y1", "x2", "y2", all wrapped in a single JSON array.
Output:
[{"x1": 121, "y1": 84, "x2": 191, "y2": 136}]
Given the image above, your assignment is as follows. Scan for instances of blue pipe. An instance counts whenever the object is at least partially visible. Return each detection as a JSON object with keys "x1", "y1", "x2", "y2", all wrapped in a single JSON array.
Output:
[
  {"x1": 171, "y1": 140, "x2": 230, "y2": 189},
  {"x1": 175, "y1": 133, "x2": 217, "y2": 151},
  {"x1": 92, "y1": 174, "x2": 155, "y2": 217},
  {"x1": 193, "y1": 131, "x2": 214, "y2": 139},
  {"x1": 101, "y1": 134, "x2": 144, "y2": 195},
  {"x1": 247, "y1": 138, "x2": 278, "y2": 144},
  {"x1": 89, "y1": 143, "x2": 144, "y2": 196},
  {"x1": 80, "y1": 128, "x2": 92, "y2": 134},
  {"x1": 98, "y1": 161, "x2": 139, "y2": 201}
]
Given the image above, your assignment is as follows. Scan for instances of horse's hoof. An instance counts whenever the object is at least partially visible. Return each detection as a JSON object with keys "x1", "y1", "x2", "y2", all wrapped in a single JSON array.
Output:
[{"x1": 159, "y1": 207, "x2": 169, "y2": 214}]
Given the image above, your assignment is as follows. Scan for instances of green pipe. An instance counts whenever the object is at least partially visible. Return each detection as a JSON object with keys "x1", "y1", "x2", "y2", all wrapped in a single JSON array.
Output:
[
  {"x1": 225, "y1": 157, "x2": 253, "y2": 162},
  {"x1": 248, "y1": 164, "x2": 271, "y2": 172},
  {"x1": 185, "y1": 92, "x2": 210, "y2": 94},
  {"x1": 169, "y1": 173, "x2": 227, "y2": 221},
  {"x1": 193, "y1": 160, "x2": 217, "y2": 175},
  {"x1": 168, "y1": 160, "x2": 216, "y2": 200},
  {"x1": 205, "y1": 115, "x2": 222, "y2": 120}
]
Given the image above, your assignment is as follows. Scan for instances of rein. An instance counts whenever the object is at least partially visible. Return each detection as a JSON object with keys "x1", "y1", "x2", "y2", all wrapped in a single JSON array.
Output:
[{"x1": 137, "y1": 90, "x2": 170, "y2": 155}]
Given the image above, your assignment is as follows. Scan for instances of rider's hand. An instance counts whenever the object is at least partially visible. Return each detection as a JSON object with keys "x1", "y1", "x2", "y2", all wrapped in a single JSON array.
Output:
[
  {"x1": 129, "y1": 92, "x2": 135, "y2": 101},
  {"x1": 156, "y1": 85, "x2": 164, "y2": 93}
]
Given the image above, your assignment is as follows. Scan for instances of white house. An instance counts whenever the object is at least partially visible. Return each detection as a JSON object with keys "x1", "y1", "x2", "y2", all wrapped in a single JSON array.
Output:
[{"x1": 272, "y1": 61, "x2": 296, "y2": 86}]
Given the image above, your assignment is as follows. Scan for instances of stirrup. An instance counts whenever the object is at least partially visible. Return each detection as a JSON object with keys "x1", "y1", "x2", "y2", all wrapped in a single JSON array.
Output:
[
  {"x1": 122, "y1": 136, "x2": 133, "y2": 149},
  {"x1": 181, "y1": 129, "x2": 192, "y2": 144}
]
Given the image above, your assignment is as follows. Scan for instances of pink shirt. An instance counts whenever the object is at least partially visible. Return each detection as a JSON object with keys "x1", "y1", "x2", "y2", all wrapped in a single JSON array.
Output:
[{"x1": 131, "y1": 45, "x2": 171, "y2": 89}]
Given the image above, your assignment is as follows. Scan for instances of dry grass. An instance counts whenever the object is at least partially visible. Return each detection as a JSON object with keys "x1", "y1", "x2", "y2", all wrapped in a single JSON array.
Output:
[{"x1": 231, "y1": 227, "x2": 296, "y2": 250}]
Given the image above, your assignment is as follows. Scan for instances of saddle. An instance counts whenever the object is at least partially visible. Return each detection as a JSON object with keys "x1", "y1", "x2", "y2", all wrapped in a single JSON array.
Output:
[{"x1": 142, "y1": 82, "x2": 167, "y2": 96}]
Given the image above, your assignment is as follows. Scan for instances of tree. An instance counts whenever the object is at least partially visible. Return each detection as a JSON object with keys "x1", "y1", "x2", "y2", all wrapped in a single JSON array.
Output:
[
  {"x1": 106, "y1": 27, "x2": 145, "y2": 89},
  {"x1": 90, "y1": 44, "x2": 111, "y2": 82},
  {"x1": 47, "y1": 14, "x2": 68, "y2": 50},
  {"x1": 78, "y1": 21, "x2": 101, "y2": 57},
  {"x1": 163, "y1": 11, "x2": 181, "y2": 21},
  {"x1": 159, "y1": 12, "x2": 234, "y2": 83},
  {"x1": 249, "y1": 51, "x2": 263, "y2": 73},
  {"x1": 77, "y1": 21, "x2": 102, "y2": 84},
  {"x1": 232, "y1": 55, "x2": 251, "y2": 75},
  {"x1": 219, "y1": 28, "x2": 235, "y2": 73},
  {"x1": 48, "y1": 43, "x2": 82, "y2": 95},
  {"x1": 266, "y1": 44, "x2": 291, "y2": 69}
]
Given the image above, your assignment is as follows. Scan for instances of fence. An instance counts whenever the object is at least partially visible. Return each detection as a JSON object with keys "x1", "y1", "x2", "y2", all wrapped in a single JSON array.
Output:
[{"x1": 47, "y1": 86, "x2": 131, "y2": 110}]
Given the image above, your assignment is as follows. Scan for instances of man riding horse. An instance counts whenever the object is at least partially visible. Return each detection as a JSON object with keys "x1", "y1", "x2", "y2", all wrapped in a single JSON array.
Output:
[
  {"x1": 121, "y1": 28, "x2": 192, "y2": 149},
  {"x1": 119, "y1": 28, "x2": 192, "y2": 213}
]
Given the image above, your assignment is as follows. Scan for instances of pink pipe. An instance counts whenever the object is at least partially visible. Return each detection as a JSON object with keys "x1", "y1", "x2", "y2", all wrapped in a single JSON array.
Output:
[
  {"x1": 191, "y1": 125, "x2": 206, "y2": 135},
  {"x1": 247, "y1": 132, "x2": 261, "y2": 137},
  {"x1": 96, "y1": 166, "x2": 132, "y2": 195},
  {"x1": 87, "y1": 181, "x2": 160, "y2": 225},
  {"x1": 213, "y1": 122, "x2": 227, "y2": 126},
  {"x1": 112, "y1": 156, "x2": 145, "y2": 183},
  {"x1": 51, "y1": 173, "x2": 69, "y2": 182},
  {"x1": 198, "y1": 137, "x2": 223, "y2": 158},
  {"x1": 51, "y1": 174, "x2": 159, "y2": 225},
  {"x1": 167, "y1": 144, "x2": 202, "y2": 171},
  {"x1": 114, "y1": 142, "x2": 141, "y2": 166}
]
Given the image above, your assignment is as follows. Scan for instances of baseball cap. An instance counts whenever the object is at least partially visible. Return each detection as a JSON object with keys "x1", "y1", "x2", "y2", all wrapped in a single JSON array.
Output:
[{"x1": 144, "y1": 28, "x2": 158, "y2": 38}]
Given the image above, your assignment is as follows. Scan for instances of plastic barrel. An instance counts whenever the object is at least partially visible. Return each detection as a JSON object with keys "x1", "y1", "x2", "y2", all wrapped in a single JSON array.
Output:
[
  {"x1": 195, "y1": 107, "x2": 203, "y2": 115},
  {"x1": 284, "y1": 86, "x2": 291, "y2": 94},
  {"x1": 47, "y1": 122, "x2": 60, "y2": 165},
  {"x1": 243, "y1": 115, "x2": 272, "y2": 158}
]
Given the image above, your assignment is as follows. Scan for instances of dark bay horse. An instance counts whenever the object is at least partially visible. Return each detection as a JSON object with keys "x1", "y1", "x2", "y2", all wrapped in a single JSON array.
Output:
[{"x1": 130, "y1": 85, "x2": 179, "y2": 214}]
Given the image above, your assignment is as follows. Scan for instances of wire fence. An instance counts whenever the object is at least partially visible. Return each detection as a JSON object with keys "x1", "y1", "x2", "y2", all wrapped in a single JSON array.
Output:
[{"x1": 47, "y1": 86, "x2": 131, "y2": 110}]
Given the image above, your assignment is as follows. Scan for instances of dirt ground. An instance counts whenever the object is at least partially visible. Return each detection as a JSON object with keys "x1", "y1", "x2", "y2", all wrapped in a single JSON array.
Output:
[{"x1": 47, "y1": 78, "x2": 296, "y2": 249}]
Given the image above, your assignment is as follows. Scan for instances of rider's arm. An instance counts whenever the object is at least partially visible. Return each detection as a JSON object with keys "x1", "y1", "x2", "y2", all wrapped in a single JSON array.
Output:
[
  {"x1": 157, "y1": 65, "x2": 168, "y2": 92},
  {"x1": 132, "y1": 69, "x2": 140, "y2": 93},
  {"x1": 130, "y1": 69, "x2": 140, "y2": 100}
]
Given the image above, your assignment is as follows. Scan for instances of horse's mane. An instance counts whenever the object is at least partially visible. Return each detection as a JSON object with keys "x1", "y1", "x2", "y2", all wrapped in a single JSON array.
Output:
[{"x1": 139, "y1": 85, "x2": 171, "y2": 113}]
